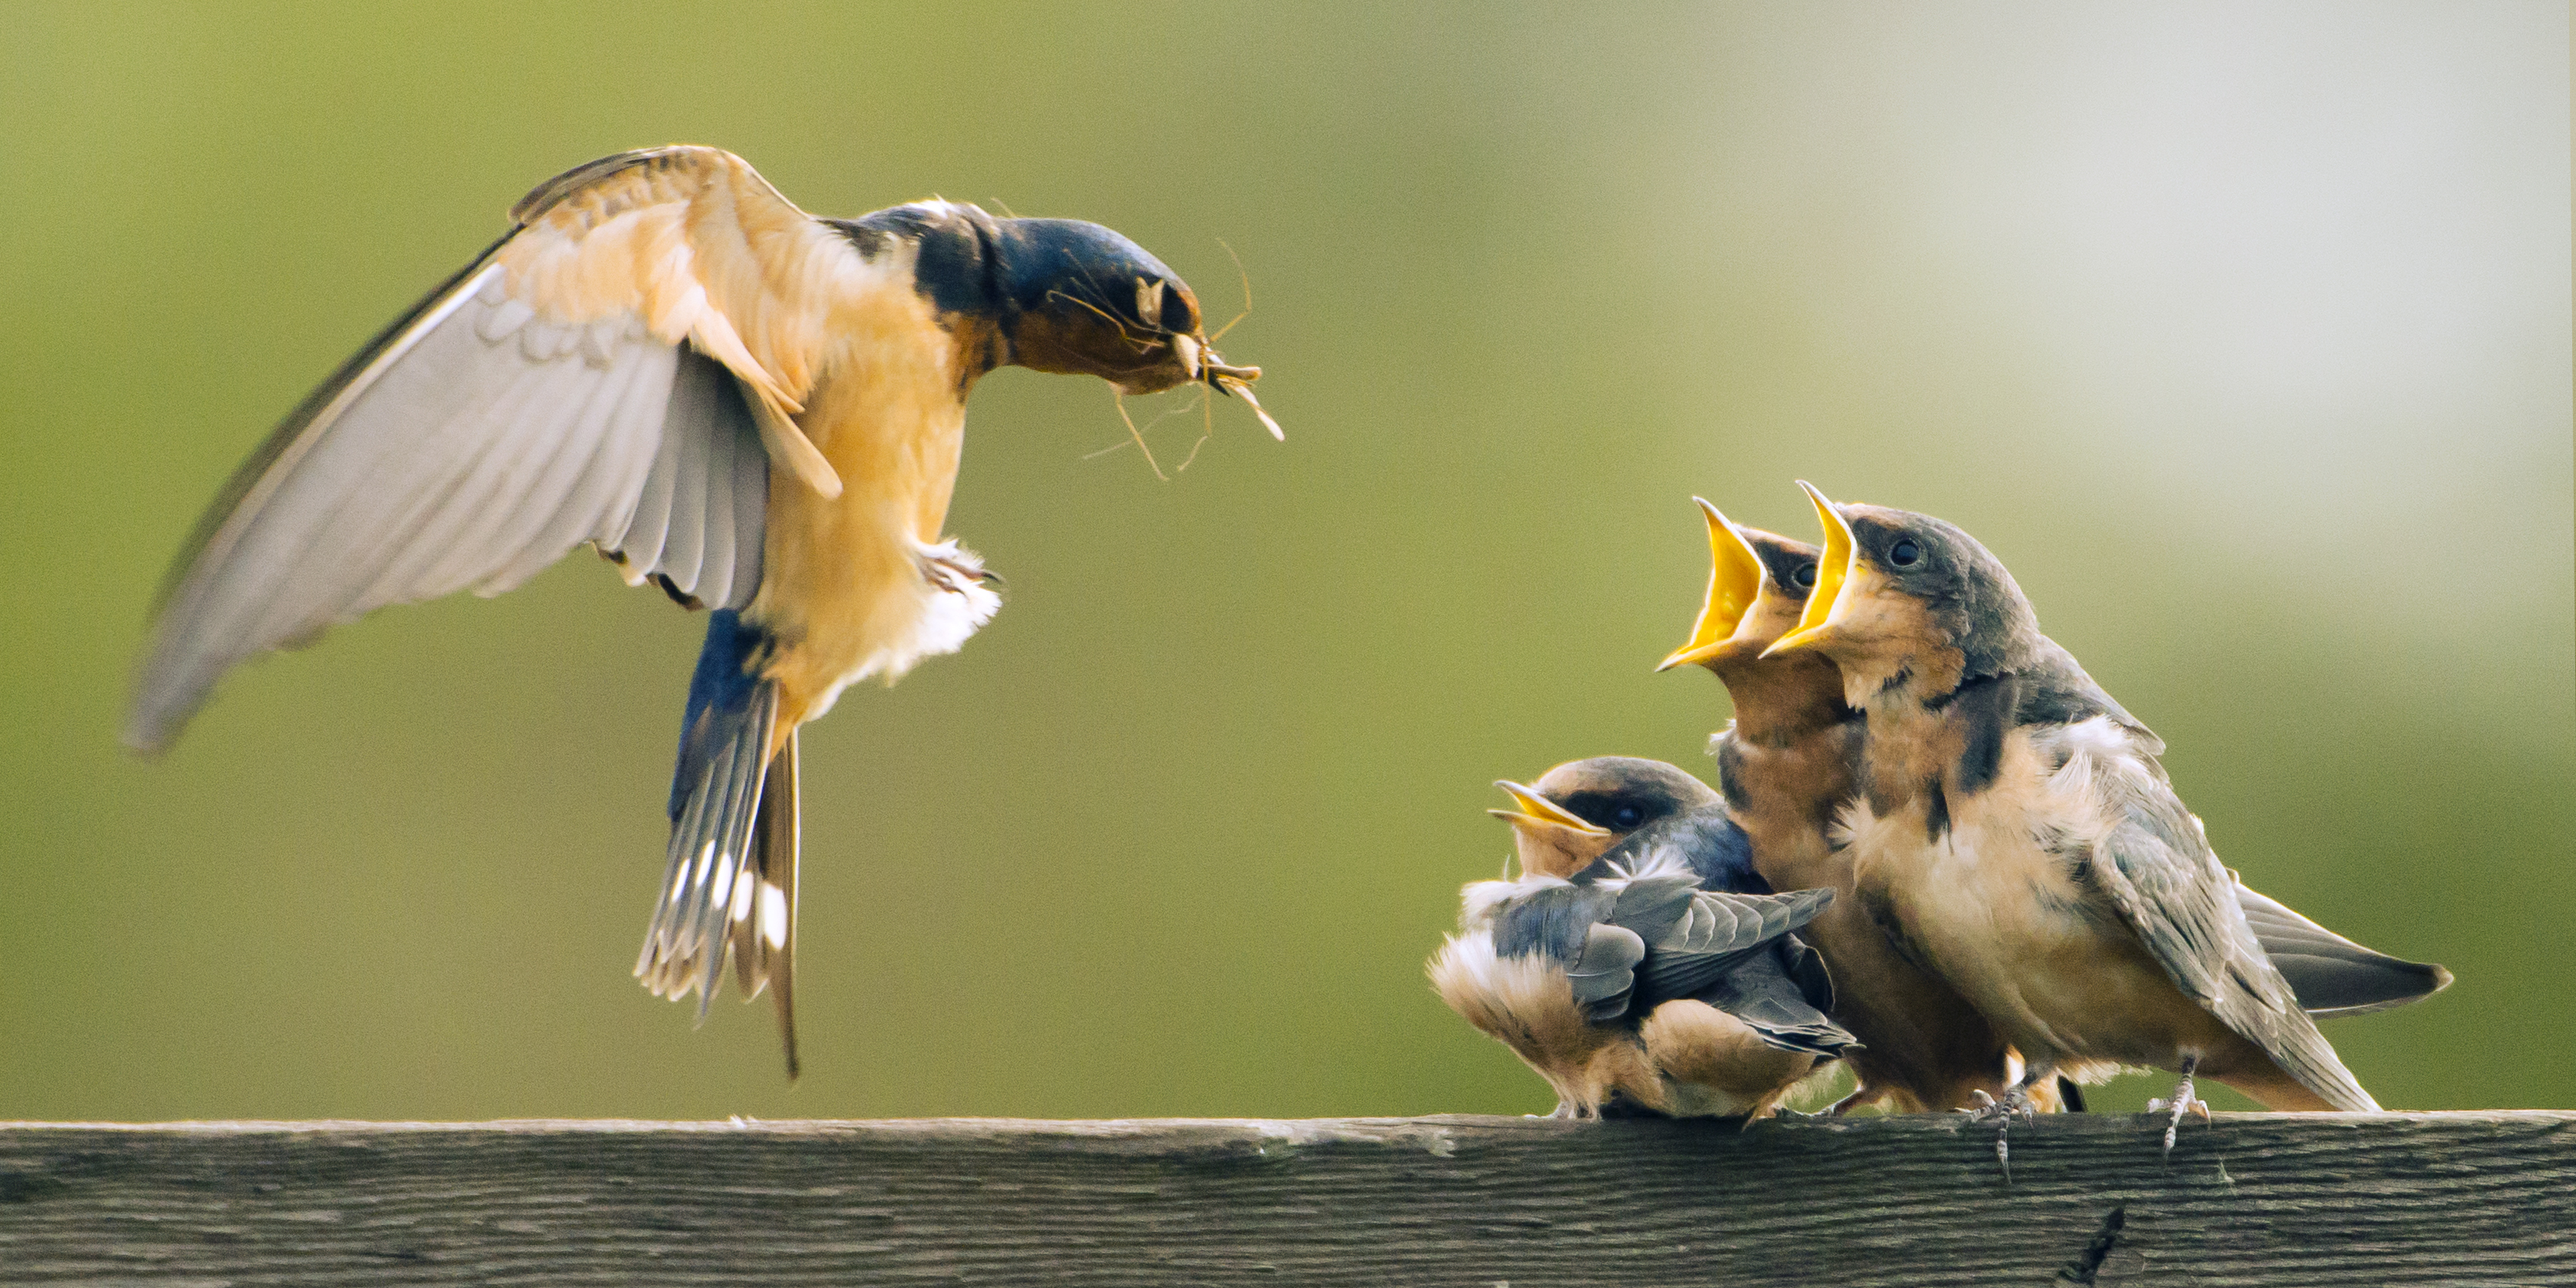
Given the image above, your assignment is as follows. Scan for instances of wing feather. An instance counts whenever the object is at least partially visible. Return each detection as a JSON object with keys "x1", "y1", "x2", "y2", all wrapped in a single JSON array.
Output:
[
  {"x1": 1700, "y1": 942, "x2": 1860, "y2": 1058},
  {"x1": 2076, "y1": 733, "x2": 2381, "y2": 1111},
  {"x1": 2235, "y1": 882, "x2": 2452, "y2": 1018},
  {"x1": 129, "y1": 146, "x2": 842, "y2": 751}
]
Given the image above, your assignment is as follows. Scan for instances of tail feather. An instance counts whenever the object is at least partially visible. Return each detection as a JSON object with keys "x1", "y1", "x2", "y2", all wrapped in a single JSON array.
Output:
[
  {"x1": 637, "y1": 609, "x2": 802, "y2": 1076},
  {"x1": 2236, "y1": 882, "x2": 2452, "y2": 1018},
  {"x1": 755, "y1": 730, "x2": 800, "y2": 1077},
  {"x1": 637, "y1": 680, "x2": 776, "y2": 1006}
]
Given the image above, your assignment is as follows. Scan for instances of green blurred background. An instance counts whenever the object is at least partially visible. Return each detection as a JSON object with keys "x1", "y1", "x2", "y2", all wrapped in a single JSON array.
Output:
[{"x1": 2, "y1": 2, "x2": 2567, "y2": 1122}]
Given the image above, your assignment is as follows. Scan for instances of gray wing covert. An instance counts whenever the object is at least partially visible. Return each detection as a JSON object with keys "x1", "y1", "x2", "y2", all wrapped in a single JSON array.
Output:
[
  {"x1": 2080, "y1": 735, "x2": 2381, "y2": 1111},
  {"x1": 1625, "y1": 882, "x2": 1834, "y2": 1004},
  {"x1": 128, "y1": 253, "x2": 767, "y2": 752},
  {"x1": 1489, "y1": 883, "x2": 1642, "y2": 1022}
]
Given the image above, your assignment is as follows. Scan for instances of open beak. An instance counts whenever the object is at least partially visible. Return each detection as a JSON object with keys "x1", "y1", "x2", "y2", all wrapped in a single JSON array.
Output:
[
  {"x1": 1761, "y1": 481, "x2": 1855, "y2": 658},
  {"x1": 1487, "y1": 781, "x2": 1612, "y2": 836},
  {"x1": 1658, "y1": 497, "x2": 1768, "y2": 671},
  {"x1": 1202, "y1": 351, "x2": 1283, "y2": 440}
]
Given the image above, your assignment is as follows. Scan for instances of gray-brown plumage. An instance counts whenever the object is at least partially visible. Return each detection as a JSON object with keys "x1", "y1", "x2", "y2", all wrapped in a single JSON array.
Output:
[
  {"x1": 1767, "y1": 483, "x2": 2392, "y2": 1130},
  {"x1": 1657, "y1": 499, "x2": 2447, "y2": 1117},
  {"x1": 1432, "y1": 760, "x2": 1855, "y2": 1119},
  {"x1": 1660, "y1": 499, "x2": 2057, "y2": 1114}
]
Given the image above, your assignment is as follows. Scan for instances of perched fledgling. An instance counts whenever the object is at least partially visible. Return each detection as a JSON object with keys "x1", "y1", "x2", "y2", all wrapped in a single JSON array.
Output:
[
  {"x1": 128, "y1": 145, "x2": 1276, "y2": 1076},
  {"x1": 1656, "y1": 499, "x2": 2449, "y2": 1113},
  {"x1": 1658, "y1": 499, "x2": 2048, "y2": 1114},
  {"x1": 1431, "y1": 758, "x2": 1857, "y2": 1120},
  {"x1": 1767, "y1": 483, "x2": 2404, "y2": 1149}
]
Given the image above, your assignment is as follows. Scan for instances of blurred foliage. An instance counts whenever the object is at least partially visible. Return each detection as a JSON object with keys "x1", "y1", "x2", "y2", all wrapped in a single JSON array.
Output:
[{"x1": 0, "y1": 1, "x2": 2566, "y2": 1121}]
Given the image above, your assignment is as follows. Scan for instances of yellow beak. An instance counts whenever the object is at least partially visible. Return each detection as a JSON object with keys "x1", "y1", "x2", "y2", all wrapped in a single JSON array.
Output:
[
  {"x1": 1657, "y1": 497, "x2": 1768, "y2": 671},
  {"x1": 1487, "y1": 781, "x2": 1612, "y2": 835},
  {"x1": 1761, "y1": 480, "x2": 1855, "y2": 658}
]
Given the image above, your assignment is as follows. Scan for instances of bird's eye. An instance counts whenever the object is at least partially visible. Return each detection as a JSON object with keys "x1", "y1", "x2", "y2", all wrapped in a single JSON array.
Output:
[
  {"x1": 1889, "y1": 539, "x2": 1921, "y2": 567},
  {"x1": 1792, "y1": 562, "x2": 1818, "y2": 588},
  {"x1": 1612, "y1": 805, "x2": 1644, "y2": 829}
]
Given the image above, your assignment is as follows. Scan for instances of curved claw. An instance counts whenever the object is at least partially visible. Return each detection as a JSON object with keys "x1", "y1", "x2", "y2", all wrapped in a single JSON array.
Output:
[
  {"x1": 1959, "y1": 1088, "x2": 2037, "y2": 1183},
  {"x1": 2146, "y1": 1055, "x2": 2212, "y2": 1161}
]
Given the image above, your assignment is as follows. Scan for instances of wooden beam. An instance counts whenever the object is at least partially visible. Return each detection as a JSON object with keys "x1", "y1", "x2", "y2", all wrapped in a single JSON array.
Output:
[{"x1": 2, "y1": 1113, "x2": 2569, "y2": 1285}]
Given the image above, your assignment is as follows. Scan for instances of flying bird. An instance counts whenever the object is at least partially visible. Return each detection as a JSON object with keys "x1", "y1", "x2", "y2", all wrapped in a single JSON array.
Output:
[
  {"x1": 1765, "y1": 483, "x2": 2414, "y2": 1151},
  {"x1": 127, "y1": 145, "x2": 1275, "y2": 1075},
  {"x1": 1430, "y1": 758, "x2": 1856, "y2": 1120},
  {"x1": 1654, "y1": 499, "x2": 2445, "y2": 1113}
]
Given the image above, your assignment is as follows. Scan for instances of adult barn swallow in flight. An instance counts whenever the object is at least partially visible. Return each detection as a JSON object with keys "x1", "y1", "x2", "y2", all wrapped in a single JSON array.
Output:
[
  {"x1": 1654, "y1": 500, "x2": 2446, "y2": 1111},
  {"x1": 1766, "y1": 484, "x2": 2400, "y2": 1146},
  {"x1": 1430, "y1": 758, "x2": 1856, "y2": 1119},
  {"x1": 126, "y1": 146, "x2": 1273, "y2": 1074}
]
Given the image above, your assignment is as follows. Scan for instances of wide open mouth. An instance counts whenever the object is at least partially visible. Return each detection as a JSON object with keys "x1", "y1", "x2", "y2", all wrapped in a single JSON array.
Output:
[
  {"x1": 1658, "y1": 497, "x2": 1767, "y2": 671},
  {"x1": 1762, "y1": 480, "x2": 1855, "y2": 658}
]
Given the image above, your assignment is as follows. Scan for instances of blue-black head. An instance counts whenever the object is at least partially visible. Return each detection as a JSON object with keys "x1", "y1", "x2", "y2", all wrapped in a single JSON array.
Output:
[{"x1": 834, "y1": 202, "x2": 1268, "y2": 405}]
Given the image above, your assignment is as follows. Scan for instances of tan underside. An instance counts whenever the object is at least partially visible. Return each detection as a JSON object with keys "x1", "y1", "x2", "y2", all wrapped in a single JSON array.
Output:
[
  {"x1": 1430, "y1": 936, "x2": 1815, "y2": 1119},
  {"x1": 482, "y1": 147, "x2": 993, "y2": 752},
  {"x1": 751, "y1": 280, "x2": 980, "y2": 741},
  {"x1": 1637, "y1": 1000, "x2": 1819, "y2": 1118},
  {"x1": 1849, "y1": 727, "x2": 2322, "y2": 1108}
]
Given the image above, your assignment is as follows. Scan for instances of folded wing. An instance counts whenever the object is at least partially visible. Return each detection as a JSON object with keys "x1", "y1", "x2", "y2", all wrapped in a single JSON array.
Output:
[{"x1": 2083, "y1": 739, "x2": 2381, "y2": 1111}]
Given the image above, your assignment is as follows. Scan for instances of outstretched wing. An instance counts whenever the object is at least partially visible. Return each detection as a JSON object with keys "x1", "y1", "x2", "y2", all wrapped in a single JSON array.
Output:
[
  {"x1": 2070, "y1": 727, "x2": 2381, "y2": 1111},
  {"x1": 129, "y1": 145, "x2": 861, "y2": 752}
]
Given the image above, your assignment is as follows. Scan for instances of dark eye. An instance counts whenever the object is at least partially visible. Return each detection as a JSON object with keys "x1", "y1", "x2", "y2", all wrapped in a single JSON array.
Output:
[
  {"x1": 1889, "y1": 539, "x2": 1921, "y2": 567},
  {"x1": 1792, "y1": 562, "x2": 1818, "y2": 588},
  {"x1": 1612, "y1": 805, "x2": 1644, "y2": 829},
  {"x1": 1160, "y1": 283, "x2": 1195, "y2": 333}
]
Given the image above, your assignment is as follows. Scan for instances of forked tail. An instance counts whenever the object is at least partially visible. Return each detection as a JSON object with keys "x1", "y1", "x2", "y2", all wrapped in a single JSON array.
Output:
[{"x1": 636, "y1": 610, "x2": 802, "y2": 1076}]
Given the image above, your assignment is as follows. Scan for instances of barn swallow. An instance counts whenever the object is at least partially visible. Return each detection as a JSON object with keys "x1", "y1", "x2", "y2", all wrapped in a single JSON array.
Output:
[
  {"x1": 1767, "y1": 483, "x2": 2405, "y2": 1151},
  {"x1": 1652, "y1": 499, "x2": 2446, "y2": 1113},
  {"x1": 1431, "y1": 758, "x2": 1857, "y2": 1120},
  {"x1": 125, "y1": 145, "x2": 1275, "y2": 1076},
  {"x1": 1656, "y1": 499, "x2": 2044, "y2": 1115}
]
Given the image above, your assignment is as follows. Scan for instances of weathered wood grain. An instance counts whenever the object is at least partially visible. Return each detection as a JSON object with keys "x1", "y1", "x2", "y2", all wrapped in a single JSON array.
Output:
[{"x1": 1, "y1": 1113, "x2": 2569, "y2": 1286}]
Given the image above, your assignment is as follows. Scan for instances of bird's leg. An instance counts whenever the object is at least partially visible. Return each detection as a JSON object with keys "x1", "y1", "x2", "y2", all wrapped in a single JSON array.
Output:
[
  {"x1": 2144, "y1": 1054, "x2": 2212, "y2": 1159},
  {"x1": 1959, "y1": 1074, "x2": 2044, "y2": 1183}
]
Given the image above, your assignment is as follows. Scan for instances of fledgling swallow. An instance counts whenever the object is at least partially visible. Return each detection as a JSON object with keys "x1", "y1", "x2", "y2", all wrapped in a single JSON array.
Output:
[
  {"x1": 1431, "y1": 758, "x2": 1858, "y2": 1120},
  {"x1": 126, "y1": 146, "x2": 1276, "y2": 1076},
  {"x1": 1653, "y1": 499, "x2": 2449, "y2": 1112},
  {"x1": 1768, "y1": 483, "x2": 2422, "y2": 1150},
  {"x1": 1657, "y1": 499, "x2": 2049, "y2": 1115}
]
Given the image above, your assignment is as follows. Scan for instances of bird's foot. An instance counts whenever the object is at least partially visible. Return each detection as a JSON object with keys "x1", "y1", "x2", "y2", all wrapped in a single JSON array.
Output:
[
  {"x1": 1959, "y1": 1088, "x2": 2037, "y2": 1183},
  {"x1": 2144, "y1": 1062, "x2": 2212, "y2": 1160},
  {"x1": 1961, "y1": 1086, "x2": 2038, "y2": 1124},
  {"x1": 915, "y1": 543, "x2": 1002, "y2": 596}
]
